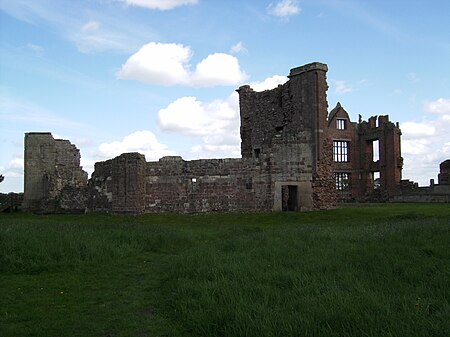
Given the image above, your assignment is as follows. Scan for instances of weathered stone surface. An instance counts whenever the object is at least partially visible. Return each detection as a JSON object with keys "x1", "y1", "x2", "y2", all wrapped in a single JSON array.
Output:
[{"x1": 23, "y1": 133, "x2": 88, "y2": 213}]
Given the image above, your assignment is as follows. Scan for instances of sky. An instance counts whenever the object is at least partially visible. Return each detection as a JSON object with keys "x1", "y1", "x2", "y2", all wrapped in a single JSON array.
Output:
[{"x1": 1, "y1": 0, "x2": 450, "y2": 193}]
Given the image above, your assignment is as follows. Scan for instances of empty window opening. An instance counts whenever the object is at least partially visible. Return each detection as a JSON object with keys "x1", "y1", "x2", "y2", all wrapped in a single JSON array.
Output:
[
  {"x1": 333, "y1": 140, "x2": 349, "y2": 162},
  {"x1": 335, "y1": 172, "x2": 350, "y2": 190},
  {"x1": 275, "y1": 126, "x2": 283, "y2": 132},
  {"x1": 191, "y1": 178, "x2": 197, "y2": 183},
  {"x1": 373, "y1": 172, "x2": 380, "y2": 189},
  {"x1": 282, "y1": 185, "x2": 298, "y2": 211},
  {"x1": 336, "y1": 119, "x2": 347, "y2": 130},
  {"x1": 372, "y1": 140, "x2": 380, "y2": 162},
  {"x1": 254, "y1": 148, "x2": 261, "y2": 159}
]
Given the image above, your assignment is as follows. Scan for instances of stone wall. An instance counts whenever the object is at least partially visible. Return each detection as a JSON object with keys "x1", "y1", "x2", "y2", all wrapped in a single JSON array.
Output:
[
  {"x1": 23, "y1": 133, "x2": 88, "y2": 213},
  {"x1": 88, "y1": 131, "x2": 317, "y2": 214},
  {"x1": 392, "y1": 160, "x2": 450, "y2": 203},
  {"x1": 25, "y1": 61, "x2": 433, "y2": 214}
]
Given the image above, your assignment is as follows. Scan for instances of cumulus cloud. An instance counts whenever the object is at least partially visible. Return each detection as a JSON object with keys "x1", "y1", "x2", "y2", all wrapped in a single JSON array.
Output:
[
  {"x1": 122, "y1": 0, "x2": 198, "y2": 11},
  {"x1": 118, "y1": 42, "x2": 248, "y2": 87},
  {"x1": 190, "y1": 135, "x2": 241, "y2": 159},
  {"x1": 157, "y1": 92, "x2": 241, "y2": 158},
  {"x1": 117, "y1": 42, "x2": 192, "y2": 85},
  {"x1": 401, "y1": 121, "x2": 436, "y2": 140},
  {"x1": 191, "y1": 53, "x2": 248, "y2": 86},
  {"x1": 96, "y1": 130, "x2": 176, "y2": 161},
  {"x1": 249, "y1": 75, "x2": 288, "y2": 91},
  {"x1": 423, "y1": 98, "x2": 450, "y2": 114},
  {"x1": 267, "y1": 0, "x2": 301, "y2": 18},
  {"x1": 0, "y1": 154, "x2": 24, "y2": 193},
  {"x1": 401, "y1": 97, "x2": 450, "y2": 185},
  {"x1": 158, "y1": 95, "x2": 239, "y2": 136}
]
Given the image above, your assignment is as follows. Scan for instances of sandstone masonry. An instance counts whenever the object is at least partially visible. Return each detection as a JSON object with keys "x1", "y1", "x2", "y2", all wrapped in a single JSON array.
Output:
[{"x1": 23, "y1": 62, "x2": 447, "y2": 214}]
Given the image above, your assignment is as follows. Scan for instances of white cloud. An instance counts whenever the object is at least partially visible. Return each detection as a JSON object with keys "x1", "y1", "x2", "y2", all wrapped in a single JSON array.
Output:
[
  {"x1": 400, "y1": 98, "x2": 450, "y2": 185},
  {"x1": 267, "y1": 0, "x2": 301, "y2": 18},
  {"x1": 158, "y1": 92, "x2": 241, "y2": 158},
  {"x1": 118, "y1": 42, "x2": 248, "y2": 87},
  {"x1": 0, "y1": 154, "x2": 24, "y2": 193},
  {"x1": 73, "y1": 18, "x2": 157, "y2": 54},
  {"x1": 401, "y1": 121, "x2": 435, "y2": 140},
  {"x1": 191, "y1": 138, "x2": 241, "y2": 159},
  {"x1": 117, "y1": 42, "x2": 192, "y2": 85},
  {"x1": 332, "y1": 79, "x2": 353, "y2": 94},
  {"x1": 122, "y1": 0, "x2": 198, "y2": 11},
  {"x1": 249, "y1": 75, "x2": 288, "y2": 91},
  {"x1": 191, "y1": 53, "x2": 248, "y2": 86},
  {"x1": 158, "y1": 95, "x2": 239, "y2": 136},
  {"x1": 96, "y1": 130, "x2": 176, "y2": 161},
  {"x1": 402, "y1": 138, "x2": 431, "y2": 155},
  {"x1": 423, "y1": 98, "x2": 450, "y2": 114},
  {"x1": 230, "y1": 42, "x2": 247, "y2": 54}
]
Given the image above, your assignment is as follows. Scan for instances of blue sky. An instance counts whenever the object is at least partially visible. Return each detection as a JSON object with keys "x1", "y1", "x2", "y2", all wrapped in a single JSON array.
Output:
[{"x1": 1, "y1": 0, "x2": 450, "y2": 193}]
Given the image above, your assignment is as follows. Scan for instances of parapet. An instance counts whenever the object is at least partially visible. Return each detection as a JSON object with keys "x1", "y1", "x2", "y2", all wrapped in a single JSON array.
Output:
[{"x1": 289, "y1": 62, "x2": 328, "y2": 78}]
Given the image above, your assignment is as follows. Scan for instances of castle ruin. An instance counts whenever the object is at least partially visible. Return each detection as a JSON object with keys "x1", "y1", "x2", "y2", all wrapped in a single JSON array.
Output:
[{"x1": 22, "y1": 62, "x2": 449, "y2": 214}]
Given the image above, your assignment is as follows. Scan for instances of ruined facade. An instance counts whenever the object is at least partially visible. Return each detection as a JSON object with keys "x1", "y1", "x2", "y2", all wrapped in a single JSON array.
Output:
[
  {"x1": 23, "y1": 62, "x2": 417, "y2": 214},
  {"x1": 23, "y1": 132, "x2": 88, "y2": 213}
]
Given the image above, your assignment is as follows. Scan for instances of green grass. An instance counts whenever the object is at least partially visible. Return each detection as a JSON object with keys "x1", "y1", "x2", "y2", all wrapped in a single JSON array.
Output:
[{"x1": 1, "y1": 203, "x2": 449, "y2": 337}]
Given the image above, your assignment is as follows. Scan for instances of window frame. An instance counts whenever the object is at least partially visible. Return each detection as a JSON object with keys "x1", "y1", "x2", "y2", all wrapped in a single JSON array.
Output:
[
  {"x1": 333, "y1": 140, "x2": 350, "y2": 162},
  {"x1": 336, "y1": 118, "x2": 347, "y2": 130},
  {"x1": 335, "y1": 172, "x2": 351, "y2": 191}
]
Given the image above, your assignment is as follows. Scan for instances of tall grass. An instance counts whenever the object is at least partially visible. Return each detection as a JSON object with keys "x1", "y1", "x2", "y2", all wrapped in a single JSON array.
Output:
[{"x1": 1, "y1": 204, "x2": 449, "y2": 336}]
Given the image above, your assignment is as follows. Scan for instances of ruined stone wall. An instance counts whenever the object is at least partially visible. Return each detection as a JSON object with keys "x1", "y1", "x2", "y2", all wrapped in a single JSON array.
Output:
[
  {"x1": 145, "y1": 156, "x2": 268, "y2": 213},
  {"x1": 312, "y1": 139, "x2": 337, "y2": 209},
  {"x1": 393, "y1": 160, "x2": 450, "y2": 203},
  {"x1": 23, "y1": 132, "x2": 88, "y2": 213},
  {"x1": 88, "y1": 131, "x2": 318, "y2": 214},
  {"x1": 88, "y1": 153, "x2": 146, "y2": 214},
  {"x1": 355, "y1": 115, "x2": 402, "y2": 198},
  {"x1": 238, "y1": 62, "x2": 329, "y2": 165}
]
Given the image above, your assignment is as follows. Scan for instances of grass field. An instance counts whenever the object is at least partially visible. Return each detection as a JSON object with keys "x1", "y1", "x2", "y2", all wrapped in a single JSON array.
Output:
[{"x1": 1, "y1": 203, "x2": 449, "y2": 337}]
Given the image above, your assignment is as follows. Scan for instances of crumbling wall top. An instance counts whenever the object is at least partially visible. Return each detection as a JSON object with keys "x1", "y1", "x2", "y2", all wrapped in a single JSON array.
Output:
[{"x1": 289, "y1": 62, "x2": 328, "y2": 77}]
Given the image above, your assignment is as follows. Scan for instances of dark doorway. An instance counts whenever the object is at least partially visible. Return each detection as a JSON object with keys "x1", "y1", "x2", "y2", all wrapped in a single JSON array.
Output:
[{"x1": 282, "y1": 185, "x2": 298, "y2": 211}]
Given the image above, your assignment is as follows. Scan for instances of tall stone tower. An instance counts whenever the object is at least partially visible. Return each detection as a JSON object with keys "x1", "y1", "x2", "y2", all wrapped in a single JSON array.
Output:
[
  {"x1": 236, "y1": 62, "x2": 334, "y2": 211},
  {"x1": 237, "y1": 62, "x2": 329, "y2": 169}
]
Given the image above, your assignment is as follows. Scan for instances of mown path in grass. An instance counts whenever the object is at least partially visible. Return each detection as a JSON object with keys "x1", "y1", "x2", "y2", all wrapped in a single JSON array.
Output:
[{"x1": 1, "y1": 203, "x2": 449, "y2": 337}]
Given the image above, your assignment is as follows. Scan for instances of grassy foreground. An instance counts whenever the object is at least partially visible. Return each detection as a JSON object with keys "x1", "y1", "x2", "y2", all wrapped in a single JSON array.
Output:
[{"x1": 1, "y1": 203, "x2": 449, "y2": 337}]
